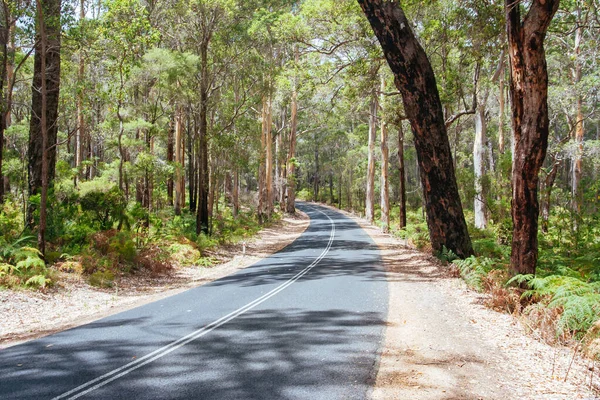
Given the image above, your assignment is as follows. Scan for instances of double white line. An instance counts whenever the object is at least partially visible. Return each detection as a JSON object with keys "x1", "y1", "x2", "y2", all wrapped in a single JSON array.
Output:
[{"x1": 53, "y1": 206, "x2": 335, "y2": 400}]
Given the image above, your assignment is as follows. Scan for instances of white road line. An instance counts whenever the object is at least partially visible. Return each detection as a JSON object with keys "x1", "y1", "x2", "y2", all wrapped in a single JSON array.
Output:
[{"x1": 52, "y1": 206, "x2": 335, "y2": 400}]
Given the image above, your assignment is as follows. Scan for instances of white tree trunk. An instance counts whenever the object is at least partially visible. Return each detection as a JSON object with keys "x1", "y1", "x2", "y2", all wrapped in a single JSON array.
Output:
[{"x1": 474, "y1": 105, "x2": 487, "y2": 229}]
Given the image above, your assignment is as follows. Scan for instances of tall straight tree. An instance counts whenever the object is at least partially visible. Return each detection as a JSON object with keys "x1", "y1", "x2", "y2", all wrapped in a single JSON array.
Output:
[
  {"x1": 365, "y1": 84, "x2": 377, "y2": 223},
  {"x1": 357, "y1": 0, "x2": 473, "y2": 258},
  {"x1": 379, "y1": 76, "x2": 390, "y2": 232},
  {"x1": 506, "y1": 0, "x2": 559, "y2": 275},
  {"x1": 28, "y1": 0, "x2": 61, "y2": 227}
]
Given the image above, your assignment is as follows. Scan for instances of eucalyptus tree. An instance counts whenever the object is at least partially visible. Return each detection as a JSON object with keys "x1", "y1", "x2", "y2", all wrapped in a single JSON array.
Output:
[
  {"x1": 506, "y1": 0, "x2": 559, "y2": 275},
  {"x1": 357, "y1": 0, "x2": 474, "y2": 258},
  {"x1": 99, "y1": 0, "x2": 158, "y2": 199},
  {"x1": 27, "y1": 0, "x2": 61, "y2": 234}
]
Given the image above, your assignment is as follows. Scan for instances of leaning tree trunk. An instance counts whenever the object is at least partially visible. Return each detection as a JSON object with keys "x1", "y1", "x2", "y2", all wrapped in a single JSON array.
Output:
[
  {"x1": 28, "y1": 0, "x2": 61, "y2": 229},
  {"x1": 358, "y1": 0, "x2": 473, "y2": 258},
  {"x1": 365, "y1": 87, "x2": 377, "y2": 224},
  {"x1": 506, "y1": 0, "x2": 559, "y2": 275}
]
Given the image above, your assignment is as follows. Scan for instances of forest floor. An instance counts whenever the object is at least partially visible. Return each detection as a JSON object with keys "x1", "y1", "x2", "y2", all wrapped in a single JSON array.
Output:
[
  {"x1": 314, "y1": 203, "x2": 599, "y2": 400},
  {"x1": 0, "y1": 212, "x2": 310, "y2": 349}
]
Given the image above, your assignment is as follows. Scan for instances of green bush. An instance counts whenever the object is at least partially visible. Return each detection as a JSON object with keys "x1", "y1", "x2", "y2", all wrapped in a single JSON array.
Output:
[
  {"x1": 108, "y1": 231, "x2": 137, "y2": 264},
  {"x1": 88, "y1": 270, "x2": 115, "y2": 288},
  {"x1": 80, "y1": 187, "x2": 128, "y2": 230}
]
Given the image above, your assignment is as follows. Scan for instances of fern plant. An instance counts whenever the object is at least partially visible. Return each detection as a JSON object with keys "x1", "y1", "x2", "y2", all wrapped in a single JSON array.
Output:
[
  {"x1": 515, "y1": 274, "x2": 600, "y2": 338},
  {"x1": 452, "y1": 256, "x2": 495, "y2": 291}
]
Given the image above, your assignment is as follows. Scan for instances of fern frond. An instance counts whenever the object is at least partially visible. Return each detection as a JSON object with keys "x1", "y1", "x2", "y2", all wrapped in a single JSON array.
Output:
[{"x1": 25, "y1": 275, "x2": 51, "y2": 288}]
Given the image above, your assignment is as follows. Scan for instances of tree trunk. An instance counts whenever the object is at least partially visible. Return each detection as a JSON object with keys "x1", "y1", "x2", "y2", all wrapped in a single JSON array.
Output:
[
  {"x1": 380, "y1": 77, "x2": 390, "y2": 232},
  {"x1": 28, "y1": 0, "x2": 61, "y2": 230},
  {"x1": 474, "y1": 103, "x2": 487, "y2": 229},
  {"x1": 233, "y1": 167, "x2": 239, "y2": 217},
  {"x1": 166, "y1": 114, "x2": 174, "y2": 206},
  {"x1": 358, "y1": 0, "x2": 473, "y2": 257},
  {"x1": 397, "y1": 122, "x2": 407, "y2": 229},
  {"x1": 174, "y1": 104, "x2": 184, "y2": 215},
  {"x1": 541, "y1": 157, "x2": 560, "y2": 233},
  {"x1": 572, "y1": 6, "x2": 584, "y2": 219},
  {"x1": 313, "y1": 147, "x2": 319, "y2": 202},
  {"x1": 35, "y1": 0, "x2": 51, "y2": 255},
  {"x1": 506, "y1": 0, "x2": 559, "y2": 275},
  {"x1": 265, "y1": 94, "x2": 273, "y2": 217},
  {"x1": 74, "y1": 0, "x2": 85, "y2": 186},
  {"x1": 258, "y1": 95, "x2": 268, "y2": 223},
  {"x1": 285, "y1": 49, "x2": 298, "y2": 214},
  {"x1": 365, "y1": 87, "x2": 377, "y2": 224},
  {"x1": 498, "y1": 64, "x2": 506, "y2": 154},
  {"x1": 188, "y1": 113, "x2": 196, "y2": 213}
]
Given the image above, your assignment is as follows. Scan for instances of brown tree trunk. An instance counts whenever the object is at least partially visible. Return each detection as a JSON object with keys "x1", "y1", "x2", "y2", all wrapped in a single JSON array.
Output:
[
  {"x1": 188, "y1": 112, "x2": 196, "y2": 213},
  {"x1": 265, "y1": 94, "x2": 273, "y2": 217},
  {"x1": 75, "y1": 0, "x2": 85, "y2": 185},
  {"x1": 358, "y1": 0, "x2": 473, "y2": 257},
  {"x1": 196, "y1": 40, "x2": 209, "y2": 234},
  {"x1": 285, "y1": 50, "x2": 298, "y2": 214},
  {"x1": 28, "y1": 0, "x2": 61, "y2": 230},
  {"x1": 398, "y1": 122, "x2": 407, "y2": 229},
  {"x1": 541, "y1": 157, "x2": 560, "y2": 233},
  {"x1": 167, "y1": 114, "x2": 174, "y2": 206},
  {"x1": 0, "y1": 9, "x2": 6, "y2": 203},
  {"x1": 380, "y1": 77, "x2": 390, "y2": 232},
  {"x1": 35, "y1": 0, "x2": 51, "y2": 255},
  {"x1": 232, "y1": 167, "x2": 239, "y2": 217},
  {"x1": 174, "y1": 104, "x2": 185, "y2": 215},
  {"x1": 258, "y1": 95, "x2": 268, "y2": 223},
  {"x1": 365, "y1": 87, "x2": 377, "y2": 223},
  {"x1": 506, "y1": 0, "x2": 559, "y2": 275},
  {"x1": 498, "y1": 64, "x2": 506, "y2": 154}
]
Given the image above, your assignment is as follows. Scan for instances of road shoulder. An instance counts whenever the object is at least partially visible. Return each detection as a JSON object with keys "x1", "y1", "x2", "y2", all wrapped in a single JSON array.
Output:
[{"x1": 315, "y1": 203, "x2": 598, "y2": 400}]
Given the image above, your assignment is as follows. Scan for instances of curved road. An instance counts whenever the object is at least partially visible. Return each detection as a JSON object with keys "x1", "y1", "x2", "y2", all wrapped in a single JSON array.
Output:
[{"x1": 0, "y1": 203, "x2": 388, "y2": 400}]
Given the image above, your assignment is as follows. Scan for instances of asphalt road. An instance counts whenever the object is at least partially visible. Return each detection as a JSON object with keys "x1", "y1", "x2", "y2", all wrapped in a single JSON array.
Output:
[{"x1": 0, "y1": 203, "x2": 388, "y2": 400}]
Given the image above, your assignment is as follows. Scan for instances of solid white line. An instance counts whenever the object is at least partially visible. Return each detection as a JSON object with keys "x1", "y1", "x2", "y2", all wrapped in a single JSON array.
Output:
[{"x1": 52, "y1": 206, "x2": 335, "y2": 400}]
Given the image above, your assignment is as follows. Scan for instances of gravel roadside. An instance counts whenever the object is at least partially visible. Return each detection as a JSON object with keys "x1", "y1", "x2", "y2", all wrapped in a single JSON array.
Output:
[{"x1": 316, "y1": 203, "x2": 599, "y2": 400}]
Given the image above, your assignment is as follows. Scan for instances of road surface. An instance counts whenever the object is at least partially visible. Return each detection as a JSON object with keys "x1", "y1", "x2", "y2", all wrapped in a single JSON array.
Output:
[{"x1": 0, "y1": 203, "x2": 388, "y2": 399}]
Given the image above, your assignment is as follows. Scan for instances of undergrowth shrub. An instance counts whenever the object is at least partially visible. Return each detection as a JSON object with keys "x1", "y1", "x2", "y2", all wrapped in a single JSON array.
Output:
[
  {"x1": 452, "y1": 256, "x2": 496, "y2": 291},
  {"x1": 167, "y1": 242, "x2": 201, "y2": 267},
  {"x1": 512, "y1": 274, "x2": 600, "y2": 342},
  {"x1": 0, "y1": 245, "x2": 53, "y2": 289},
  {"x1": 481, "y1": 269, "x2": 522, "y2": 314},
  {"x1": 135, "y1": 245, "x2": 171, "y2": 275},
  {"x1": 88, "y1": 270, "x2": 115, "y2": 288}
]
